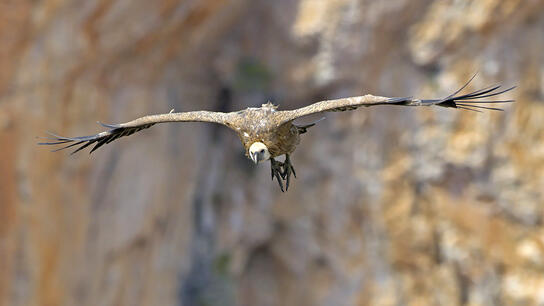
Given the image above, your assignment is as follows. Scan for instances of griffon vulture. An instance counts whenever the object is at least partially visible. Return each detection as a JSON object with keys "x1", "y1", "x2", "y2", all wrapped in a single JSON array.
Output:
[{"x1": 40, "y1": 76, "x2": 515, "y2": 191}]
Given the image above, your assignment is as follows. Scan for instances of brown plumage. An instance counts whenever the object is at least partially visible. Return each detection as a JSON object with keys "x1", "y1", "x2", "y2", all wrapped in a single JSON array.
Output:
[{"x1": 39, "y1": 76, "x2": 515, "y2": 192}]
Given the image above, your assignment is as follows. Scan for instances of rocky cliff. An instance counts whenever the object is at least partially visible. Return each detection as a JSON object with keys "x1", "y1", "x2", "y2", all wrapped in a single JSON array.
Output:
[{"x1": 1, "y1": 0, "x2": 543, "y2": 305}]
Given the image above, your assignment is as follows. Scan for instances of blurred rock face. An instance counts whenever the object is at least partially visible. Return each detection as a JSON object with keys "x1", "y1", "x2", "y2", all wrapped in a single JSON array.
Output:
[{"x1": 0, "y1": 0, "x2": 542, "y2": 305}]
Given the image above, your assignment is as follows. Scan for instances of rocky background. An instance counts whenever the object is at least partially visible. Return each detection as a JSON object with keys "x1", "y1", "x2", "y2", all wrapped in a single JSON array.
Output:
[{"x1": 1, "y1": 0, "x2": 543, "y2": 305}]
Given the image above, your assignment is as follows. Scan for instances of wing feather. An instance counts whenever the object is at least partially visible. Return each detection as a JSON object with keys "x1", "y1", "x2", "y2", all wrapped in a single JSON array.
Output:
[
  {"x1": 276, "y1": 77, "x2": 515, "y2": 124},
  {"x1": 39, "y1": 111, "x2": 231, "y2": 154}
]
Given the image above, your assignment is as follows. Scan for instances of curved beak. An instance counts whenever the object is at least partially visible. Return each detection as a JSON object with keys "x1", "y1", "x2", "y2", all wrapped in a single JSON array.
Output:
[{"x1": 250, "y1": 152, "x2": 258, "y2": 164}]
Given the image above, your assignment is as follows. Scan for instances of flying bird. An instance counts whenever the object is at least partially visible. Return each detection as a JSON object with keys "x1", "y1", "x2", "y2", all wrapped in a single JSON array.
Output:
[{"x1": 40, "y1": 76, "x2": 515, "y2": 191}]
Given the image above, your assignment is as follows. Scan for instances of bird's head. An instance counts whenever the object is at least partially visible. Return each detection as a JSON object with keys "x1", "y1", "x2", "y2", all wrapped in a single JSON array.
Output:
[{"x1": 249, "y1": 142, "x2": 271, "y2": 164}]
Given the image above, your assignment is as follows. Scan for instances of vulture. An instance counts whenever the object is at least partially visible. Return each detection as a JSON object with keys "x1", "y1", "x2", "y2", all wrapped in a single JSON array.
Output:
[{"x1": 40, "y1": 76, "x2": 515, "y2": 191}]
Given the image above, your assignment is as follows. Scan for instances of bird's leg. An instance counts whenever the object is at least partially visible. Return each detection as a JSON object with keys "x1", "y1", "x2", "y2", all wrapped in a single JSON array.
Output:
[
  {"x1": 281, "y1": 154, "x2": 296, "y2": 191},
  {"x1": 270, "y1": 158, "x2": 285, "y2": 192}
]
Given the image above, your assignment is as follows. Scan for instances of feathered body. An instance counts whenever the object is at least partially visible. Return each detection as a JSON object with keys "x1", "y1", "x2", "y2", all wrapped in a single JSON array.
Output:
[{"x1": 230, "y1": 102, "x2": 300, "y2": 158}]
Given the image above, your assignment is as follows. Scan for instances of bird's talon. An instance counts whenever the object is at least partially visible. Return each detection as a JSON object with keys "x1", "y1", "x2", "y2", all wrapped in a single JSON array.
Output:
[
  {"x1": 283, "y1": 154, "x2": 296, "y2": 191},
  {"x1": 274, "y1": 170, "x2": 285, "y2": 192},
  {"x1": 270, "y1": 158, "x2": 285, "y2": 191}
]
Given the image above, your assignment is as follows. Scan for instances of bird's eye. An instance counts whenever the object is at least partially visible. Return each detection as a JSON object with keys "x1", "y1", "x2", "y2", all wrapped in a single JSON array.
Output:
[{"x1": 260, "y1": 149, "x2": 265, "y2": 153}]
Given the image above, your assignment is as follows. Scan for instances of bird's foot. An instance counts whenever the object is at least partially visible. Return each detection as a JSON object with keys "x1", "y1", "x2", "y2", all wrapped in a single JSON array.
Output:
[
  {"x1": 269, "y1": 155, "x2": 297, "y2": 192},
  {"x1": 270, "y1": 158, "x2": 285, "y2": 192},
  {"x1": 281, "y1": 154, "x2": 296, "y2": 191}
]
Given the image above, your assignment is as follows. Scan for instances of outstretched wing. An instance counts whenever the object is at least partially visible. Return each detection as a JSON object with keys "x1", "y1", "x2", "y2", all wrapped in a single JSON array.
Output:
[
  {"x1": 39, "y1": 111, "x2": 231, "y2": 154},
  {"x1": 276, "y1": 75, "x2": 515, "y2": 124}
]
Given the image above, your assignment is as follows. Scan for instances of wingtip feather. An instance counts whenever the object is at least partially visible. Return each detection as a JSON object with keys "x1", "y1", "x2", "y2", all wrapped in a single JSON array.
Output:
[{"x1": 433, "y1": 78, "x2": 516, "y2": 111}]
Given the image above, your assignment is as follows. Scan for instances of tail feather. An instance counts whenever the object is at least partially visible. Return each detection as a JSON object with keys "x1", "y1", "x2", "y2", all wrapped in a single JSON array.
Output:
[{"x1": 294, "y1": 117, "x2": 325, "y2": 134}]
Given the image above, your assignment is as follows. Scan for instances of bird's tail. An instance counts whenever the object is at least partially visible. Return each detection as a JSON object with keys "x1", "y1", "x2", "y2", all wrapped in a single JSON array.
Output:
[{"x1": 294, "y1": 117, "x2": 325, "y2": 134}]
